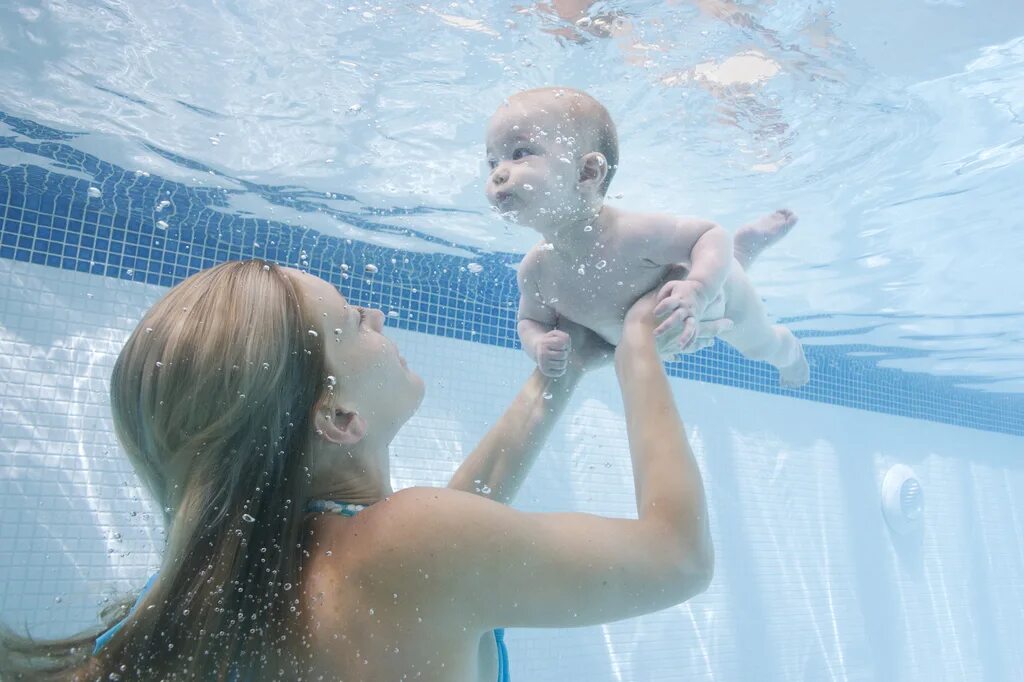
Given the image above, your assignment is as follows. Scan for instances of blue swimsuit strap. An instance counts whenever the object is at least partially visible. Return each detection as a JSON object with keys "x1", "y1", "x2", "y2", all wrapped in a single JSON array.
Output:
[{"x1": 93, "y1": 573, "x2": 159, "y2": 654}]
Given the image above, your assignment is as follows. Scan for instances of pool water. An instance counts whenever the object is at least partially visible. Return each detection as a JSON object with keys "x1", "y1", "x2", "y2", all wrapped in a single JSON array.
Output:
[{"x1": 1, "y1": 2, "x2": 1023, "y2": 680}]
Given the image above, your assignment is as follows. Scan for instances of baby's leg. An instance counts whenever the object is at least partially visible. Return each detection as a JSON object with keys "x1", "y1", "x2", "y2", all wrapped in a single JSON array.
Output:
[
  {"x1": 733, "y1": 209, "x2": 797, "y2": 271},
  {"x1": 718, "y1": 268, "x2": 809, "y2": 387}
]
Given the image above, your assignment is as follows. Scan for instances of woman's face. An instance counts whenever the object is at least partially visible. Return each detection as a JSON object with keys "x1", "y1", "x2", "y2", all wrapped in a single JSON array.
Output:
[{"x1": 286, "y1": 268, "x2": 425, "y2": 439}]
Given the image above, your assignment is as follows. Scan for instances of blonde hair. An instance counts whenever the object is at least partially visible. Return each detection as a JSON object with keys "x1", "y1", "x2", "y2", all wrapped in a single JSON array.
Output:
[
  {"x1": 514, "y1": 87, "x2": 619, "y2": 195},
  {"x1": 1, "y1": 260, "x2": 329, "y2": 679}
]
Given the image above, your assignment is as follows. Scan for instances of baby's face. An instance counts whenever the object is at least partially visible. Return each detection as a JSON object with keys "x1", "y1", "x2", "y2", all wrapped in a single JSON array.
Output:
[{"x1": 484, "y1": 96, "x2": 588, "y2": 229}]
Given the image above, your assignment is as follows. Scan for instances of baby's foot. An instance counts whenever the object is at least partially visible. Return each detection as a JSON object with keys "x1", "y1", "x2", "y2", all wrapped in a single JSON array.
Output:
[
  {"x1": 734, "y1": 209, "x2": 798, "y2": 270},
  {"x1": 778, "y1": 346, "x2": 810, "y2": 388}
]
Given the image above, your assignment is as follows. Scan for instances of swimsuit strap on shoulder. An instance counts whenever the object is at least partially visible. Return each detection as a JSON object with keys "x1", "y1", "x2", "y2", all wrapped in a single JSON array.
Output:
[{"x1": 307, "y1": 499, "x2": 369, "y2": 517}]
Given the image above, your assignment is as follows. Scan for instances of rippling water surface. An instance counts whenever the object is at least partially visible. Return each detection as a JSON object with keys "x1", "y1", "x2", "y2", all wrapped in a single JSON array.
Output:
[{"x1": 1, "y1": 0, "x2": 1022, "y2": 392}]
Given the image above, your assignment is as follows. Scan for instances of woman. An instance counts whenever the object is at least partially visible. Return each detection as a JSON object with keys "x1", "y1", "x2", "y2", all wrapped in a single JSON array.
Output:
[{"x1": 1, "y1": 259, "x2": 713, "y2": 680}]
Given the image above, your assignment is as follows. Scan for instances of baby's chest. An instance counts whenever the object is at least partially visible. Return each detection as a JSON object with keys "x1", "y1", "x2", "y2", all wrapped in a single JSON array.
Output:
[{"x1": 538, "y1": 256, "x2": 668, "y2": 332}]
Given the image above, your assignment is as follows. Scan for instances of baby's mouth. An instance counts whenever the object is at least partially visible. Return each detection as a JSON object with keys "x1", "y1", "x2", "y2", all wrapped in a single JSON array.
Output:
[{"x1": 494, "y1": 190, "x2": 516, "y2": 208}]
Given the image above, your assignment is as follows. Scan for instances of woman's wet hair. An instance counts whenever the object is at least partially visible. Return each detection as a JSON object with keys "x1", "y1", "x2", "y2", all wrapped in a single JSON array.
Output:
[{"x1": 1, "y1": 259, "x2": 330, "y2": 679}]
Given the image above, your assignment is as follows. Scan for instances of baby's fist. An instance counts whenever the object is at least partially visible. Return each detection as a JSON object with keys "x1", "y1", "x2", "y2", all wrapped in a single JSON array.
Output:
[{"x1": 535, "y1": 329, "x2": 571, "y2": 377}]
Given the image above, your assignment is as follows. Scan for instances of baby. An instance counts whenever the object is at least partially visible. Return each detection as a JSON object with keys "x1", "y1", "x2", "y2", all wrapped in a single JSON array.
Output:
[{"x1": 484, "y1": 87, "x2": 809, "y2": 387}]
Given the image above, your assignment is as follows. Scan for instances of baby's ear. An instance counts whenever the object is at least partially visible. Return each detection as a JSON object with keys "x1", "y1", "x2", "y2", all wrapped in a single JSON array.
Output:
[{"x1": 578, "y1": 152, "x2": 608, "y2": 189}]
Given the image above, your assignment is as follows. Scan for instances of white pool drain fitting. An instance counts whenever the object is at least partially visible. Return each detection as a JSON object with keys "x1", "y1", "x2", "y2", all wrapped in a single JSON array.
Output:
[{"x1": 882, "y1": 464, "x2": 924, "y2": 534}]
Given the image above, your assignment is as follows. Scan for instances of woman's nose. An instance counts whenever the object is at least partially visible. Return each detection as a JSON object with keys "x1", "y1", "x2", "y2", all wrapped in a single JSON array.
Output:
[{"x1": 369, "y1": 308, "x2": 385, "y2": 332}]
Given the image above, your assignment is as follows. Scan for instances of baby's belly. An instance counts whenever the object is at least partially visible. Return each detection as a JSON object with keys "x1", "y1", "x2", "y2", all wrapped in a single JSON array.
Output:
[
  {"x1": 550, "y1": 297, "x2": 628, "y2": 346},
  {"x1": 557, "y1": 291, "x2": 727, "y2": 348},
  {"x1": 540, "y1": 262, "x2": 730, "y2": 347},
  {"x1": 581, "y1": 316, "x2": 627, "y2": 346}
]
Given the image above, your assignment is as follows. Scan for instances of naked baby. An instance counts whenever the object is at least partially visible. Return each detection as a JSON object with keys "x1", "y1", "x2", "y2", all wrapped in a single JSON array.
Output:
[{"x1": 484, "y1": 87, "x2": 809, "y2": 387}]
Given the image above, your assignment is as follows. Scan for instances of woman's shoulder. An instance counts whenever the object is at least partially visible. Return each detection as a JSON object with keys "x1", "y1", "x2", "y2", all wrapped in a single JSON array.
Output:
[
  {"x1": 310, "y1": 486, "x2": 497, "y2": 620},
  {"x1": 317, "y1": 486, "x2": 485, "y2": 575}
]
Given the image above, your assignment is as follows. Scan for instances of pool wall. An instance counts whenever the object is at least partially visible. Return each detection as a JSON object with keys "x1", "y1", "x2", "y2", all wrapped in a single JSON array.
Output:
[{"x1": 2, "y1": 254, "x2": 1022, "y2": 682}]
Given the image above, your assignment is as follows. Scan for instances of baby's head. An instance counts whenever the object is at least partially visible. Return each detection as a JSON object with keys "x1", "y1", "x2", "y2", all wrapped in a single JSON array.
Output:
[{"x1": 485, "y1": 87, "x2": 618, "y2": 230}]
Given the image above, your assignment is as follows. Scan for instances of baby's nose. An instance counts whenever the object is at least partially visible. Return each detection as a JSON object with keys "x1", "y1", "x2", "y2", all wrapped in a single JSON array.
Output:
[{"x1": 490, "y1": 166, "x2": 509, "y2": 186}]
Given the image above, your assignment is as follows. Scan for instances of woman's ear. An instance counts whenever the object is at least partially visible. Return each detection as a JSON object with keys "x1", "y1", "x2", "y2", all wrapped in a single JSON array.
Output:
[
  {"x1": 578, "y1": 152, "x2": 608, "y2": 189},
  {"x1": 314, "y1": 406, "x2": 367, "y2": 445}
]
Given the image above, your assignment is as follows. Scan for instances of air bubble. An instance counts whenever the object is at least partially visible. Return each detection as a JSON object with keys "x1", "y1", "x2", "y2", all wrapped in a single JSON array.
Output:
[{"x1": 364, "y1": 264, "x2": 379, "y2": 274}]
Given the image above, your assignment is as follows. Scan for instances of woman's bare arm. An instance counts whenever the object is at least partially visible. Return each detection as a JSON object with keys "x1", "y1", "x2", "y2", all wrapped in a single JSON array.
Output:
[
  {"x1": 382, "y1": 291, "x2": 713, "y2": 630},
  {"x1": 447, "y1": 318, "x2": 612, "y2": 503}
]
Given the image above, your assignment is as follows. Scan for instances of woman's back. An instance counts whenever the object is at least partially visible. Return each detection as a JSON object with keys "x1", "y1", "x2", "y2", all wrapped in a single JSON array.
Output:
[{"x1": 301, "y1": 496, "x2": 502, "y2": 682}]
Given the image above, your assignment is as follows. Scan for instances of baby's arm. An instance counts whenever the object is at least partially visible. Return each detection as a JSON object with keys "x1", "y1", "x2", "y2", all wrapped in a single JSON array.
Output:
[
  {"x1": 642, "y1": 217, "x2": 733, "y2": 349},
  {"x1": 517, "y1": 250, "x2": 571, "y2": 377},
  {"x1": 656, "y1": 217, "x2": 732, "y2": 302}
]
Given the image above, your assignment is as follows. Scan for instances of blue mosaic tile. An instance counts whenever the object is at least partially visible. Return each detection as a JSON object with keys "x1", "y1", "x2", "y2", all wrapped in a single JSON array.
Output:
[{"x1": 1, "y1": 109, "x2": 1022, "y2": 436}]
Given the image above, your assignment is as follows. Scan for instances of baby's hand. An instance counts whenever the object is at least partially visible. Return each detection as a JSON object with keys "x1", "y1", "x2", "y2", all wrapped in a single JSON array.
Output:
[
  {"x1": 534, "y1": 329, "x2": 571, "y2": 377},
  {"x1": 652, "y1": 280, "x2": 709, "y2": 349},
  {"x1": 658, "y1": 317, "x2": 734, "y2": 357}
]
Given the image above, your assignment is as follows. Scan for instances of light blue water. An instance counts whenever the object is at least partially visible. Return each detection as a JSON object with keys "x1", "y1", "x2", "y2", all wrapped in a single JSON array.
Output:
[
  {"x1": 3, "y1": 4, "x2": 1024, "y2": 681},
  {"x1": 1, "y1": 0, "x2": 1022, "y2": 396}
]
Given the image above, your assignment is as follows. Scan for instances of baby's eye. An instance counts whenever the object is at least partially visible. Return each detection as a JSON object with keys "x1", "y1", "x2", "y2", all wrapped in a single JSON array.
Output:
[
  {"x1": 487, "y1": 158, "x2": 497, "y2": 170},
  {"x1": 512, "y1": 147, "x2": 531, "y2": 161}
]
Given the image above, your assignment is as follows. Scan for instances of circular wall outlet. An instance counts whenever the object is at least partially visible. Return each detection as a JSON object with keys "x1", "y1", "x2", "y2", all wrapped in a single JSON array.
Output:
[{"x1": 882, "y1": 464, "x2": 924, "y2": 535}]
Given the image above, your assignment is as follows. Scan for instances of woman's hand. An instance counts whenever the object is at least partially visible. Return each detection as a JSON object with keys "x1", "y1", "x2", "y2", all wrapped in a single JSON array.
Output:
[{"x1": 626, "y1": 266, "x2": 733, "y2": 358}]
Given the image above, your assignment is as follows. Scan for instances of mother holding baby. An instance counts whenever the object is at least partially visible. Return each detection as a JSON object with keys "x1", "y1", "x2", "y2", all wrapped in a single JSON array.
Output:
[{"x1": 1, "y1": 88, "x2": 791, "y2": 681}]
